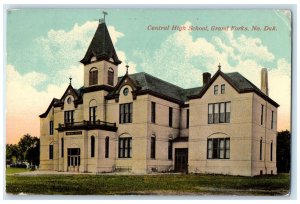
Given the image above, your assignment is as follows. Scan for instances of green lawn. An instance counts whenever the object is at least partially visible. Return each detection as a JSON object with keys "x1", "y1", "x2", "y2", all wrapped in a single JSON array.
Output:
[
  {"x1": 6, "y1": 167, "x2": 31, "y2": 175},
  {"x1": 6, "y1": 171, "x2": 290, "y2": 196}
]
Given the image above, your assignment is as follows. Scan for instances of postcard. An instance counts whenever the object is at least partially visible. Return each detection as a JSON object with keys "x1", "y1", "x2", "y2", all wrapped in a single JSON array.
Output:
[{"x1": 5, "y1": 8, "x2": 291, "y2": 196}]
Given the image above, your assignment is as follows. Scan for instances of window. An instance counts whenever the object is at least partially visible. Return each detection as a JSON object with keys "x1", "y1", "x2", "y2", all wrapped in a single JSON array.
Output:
[
  {"x1": 123, "y1": 88, "x2": 129, "y2": 96},
  {"x1": 91, "y1": 136, "x2": 95, "y2": 158},
  {"x1": 118, "y1": 137, "x2": 132, "y2": 158},
  {"x1": 186, "y1": 109, "x2": 189, "y2": 128},
  {"x1": 89, "y1": 106, "x2": 97, "y2": 124},
  {"x1": 64, "y1": 111, "x2": 74, "y2": 125},
  {"x1": 270, "y1": 141, "x2": 273, "y2": 161},
  {"x1": 207, "y1": 138, "x2": 230, "y2": 159},
  {"x1": 221, "y1": 84, "x2": 225, "y2": 94},
  {"x1": 119, "y1": 103, "x2": 133, "y2": 124},
  {"x1": 168, "y1": 140, "x2": 173, "y2": 160},
  {"x1": 151, "y1": 102, "x2": 156, "y2": 123},
  {"x1": 214, "y1": 85, "x2": 218, "y2": 95},
  {"x1": 213, "y1": 103, "x2": 219, "y2": 123},
  {"x1": 271, "y1": 111, "x2": 274, "y2": 129},
  {"x1": 151, "y1": 136, "x2": 156, "y2": 159},
  {"x1": 89, "y1": 67, "x2": 98, "y2": 85},
  {"x1": 260, "y1": 138, "x2": 263, "y2": 160},
  {"x1": 49, "y1": 144, "x2": 53, "y2": 160},
  {"x1": 208, "y1": 102, "x2": 231, "y2": 124},
  {"x1": 108, "y1": 68, "x2": 114, "y2": 86},
  {"x1": 105, "y1": 137, "x2": 109, "y2": 158},
  {"x1": 261, "y1": 104, "x2": 264, "y2": 125},
  {"x1": 61, "y1": 138, "x2": 64, "y2": 157},
  {"x1": 49, "y1": 121, "x2": 54, "y2": 135},
  {"x1": 169, "y1": 107, "x2": 173, "y2": 127}
]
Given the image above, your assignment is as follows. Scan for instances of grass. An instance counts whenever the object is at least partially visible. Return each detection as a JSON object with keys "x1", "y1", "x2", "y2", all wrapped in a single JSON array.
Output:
[
  {"x1": 6, "y1": 167, "x2": 31, "y2": 175},
  {"x1": 5, "y1": 170, "x2": 290, "y2": 196}
]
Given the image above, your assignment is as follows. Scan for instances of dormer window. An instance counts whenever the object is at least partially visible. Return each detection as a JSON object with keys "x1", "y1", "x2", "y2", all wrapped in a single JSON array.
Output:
[
  {"x1": 108, "y1": 68, "x2": 114, "y2": 86},
  {"x1": 89, "y1": 67, "x2": 98, "y2": 86}
]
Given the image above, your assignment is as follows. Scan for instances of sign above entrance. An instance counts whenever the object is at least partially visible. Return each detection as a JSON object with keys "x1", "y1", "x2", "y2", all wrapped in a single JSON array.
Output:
[{"x1": 66, "y1": 131, "x2": 82, "y2": 135}]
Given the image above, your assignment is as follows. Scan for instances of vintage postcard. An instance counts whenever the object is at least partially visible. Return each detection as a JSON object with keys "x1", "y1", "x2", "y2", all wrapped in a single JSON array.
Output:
[{"x1": 5, "y1": 8, "x2": 291, "y2": 196}]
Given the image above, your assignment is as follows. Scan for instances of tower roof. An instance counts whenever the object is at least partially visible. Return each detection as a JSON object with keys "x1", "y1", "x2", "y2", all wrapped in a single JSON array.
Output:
[{"x1": 80, "y1": 21, "x2": 121, "y2": 65}]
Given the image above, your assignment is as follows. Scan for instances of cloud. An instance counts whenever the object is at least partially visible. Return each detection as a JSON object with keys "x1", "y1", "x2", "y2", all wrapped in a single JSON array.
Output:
[
  {"x1": 6, "y1": 64, "x2": 69, "y2": 144},
  {"x1": 133, "y1": 21, "x2": 290, "y2": 131},
  {"x1": 35, "y1": 21, "x2": 127, "y2": 71}
]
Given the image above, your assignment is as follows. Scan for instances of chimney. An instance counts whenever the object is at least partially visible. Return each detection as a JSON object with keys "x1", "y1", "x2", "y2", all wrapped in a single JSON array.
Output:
[
  {"x1": 261, "y1": 68, "x2": 269, "y2": 96},
  {"x1": 203, "y1": 72, "x2": 211, "y2": 86}
]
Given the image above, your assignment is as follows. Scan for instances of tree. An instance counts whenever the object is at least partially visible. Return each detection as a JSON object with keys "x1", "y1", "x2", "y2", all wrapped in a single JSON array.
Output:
[
  {"x1": 17, "y1": 134, "x2": 40, "y2": 166},
  {"x1": 6, "y1": 144, "x2": 19, "y2": 164},
  {"x1": 277, "y1": 130, "x2": 290, "y2": 173}
]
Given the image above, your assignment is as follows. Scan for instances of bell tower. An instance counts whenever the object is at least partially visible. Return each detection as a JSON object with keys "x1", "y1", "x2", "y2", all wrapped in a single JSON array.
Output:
[{"x1": 80, "y1": 15, "x2": 121, "y2": 88}]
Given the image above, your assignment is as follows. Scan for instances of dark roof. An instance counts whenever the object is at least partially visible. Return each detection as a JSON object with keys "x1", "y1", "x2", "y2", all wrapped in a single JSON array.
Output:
[
  {"x1": 109, "y1": 72, "x2": 202, "y2": 103},
  {"x1": 39, "y1": 86, "x2": 84, "y2": 118},
  {"x1": 39, "y1": 98, "x2": 60, "y2": 118},
  {"x1": 80, "y1": 22, "x2": 121, "y2": 65},
  {"x1": 190, "y1": 70, "x2": 279, "y2": 107}
]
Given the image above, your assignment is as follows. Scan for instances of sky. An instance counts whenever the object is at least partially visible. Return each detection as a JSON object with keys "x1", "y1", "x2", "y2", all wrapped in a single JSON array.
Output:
[{"x1": 6, "y1": 9, "x2": 291, "y2": 144}]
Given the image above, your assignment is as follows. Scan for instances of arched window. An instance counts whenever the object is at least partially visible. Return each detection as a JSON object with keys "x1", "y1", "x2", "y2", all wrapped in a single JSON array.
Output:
[
  {"x1": 105, "y1": 136, "x2": 109, "y2": 158},
  {"x1": 108, "y1": 68, "x2": 114, "y2": 86},
  {"x1": 91, "y1": 136, "x2": 95, "y2": 158},
  {"x1": 89, "y1": 67, "x2": 98, "y2": 85}
]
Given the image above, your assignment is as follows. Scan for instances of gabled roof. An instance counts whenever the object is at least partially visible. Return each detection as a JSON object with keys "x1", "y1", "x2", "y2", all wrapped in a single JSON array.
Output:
[
  {"x1": 80, "y1": 22, "x2": 121, "y2": 65},
  {"x1": 39, "y1": 85, "x2": 84, "y2": 118},
  {"x1": 106, "y1": 72, "x2": 202, "y2": 104},
  {"x1": 39, "y1": 98, "x2": 60, "y2": 118},
  {"x1": 189, "y1": 70, "x2": 279, "y2": 107}
]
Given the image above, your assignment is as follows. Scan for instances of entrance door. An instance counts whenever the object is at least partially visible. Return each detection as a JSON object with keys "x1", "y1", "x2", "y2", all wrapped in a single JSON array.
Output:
[
  {"x1": 175, "y1": 148, "x2": 188, "y2": 172},
  {"x1": 67, "y1": 148, "x2": 80, "y2": 172}
]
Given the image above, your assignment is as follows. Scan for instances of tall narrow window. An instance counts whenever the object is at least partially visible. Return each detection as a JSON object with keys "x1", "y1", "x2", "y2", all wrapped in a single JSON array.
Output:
[
  {"x1": 260, "y1": 138, "x2": 263, "y2": 160},
  {"x1": 91, "y1": 136, "x2": 95, "y2": 158},
  {"x1": 169, "y1": 107, "x2": 173, "y2": 127},
  {"x1": 151, "y1": 102, "x2": 156, "y2": 123},
  {"x1": 186, "y1": 109, "x2": 189, "y2": 128},
  {"x1": 208, "y1": 104, "x2": 213, "y2": 124},
  {"x1": 271, "y1": 111, "x2": 274, "y2": 129},
  {"x1": 221, "y1": 84, "x2": 225, "y2": 94},
  {"x1": 108, "y1": 68, "x2": 114, "y2": 86},
  {"x1": 270, "y1": 141, "x2": 273, "y2": 161},
  {"x1": 214, "y1": 85, "x2": 218, "y2": 95},
  {"x1": 49, "y1": 121, "x2": 54, "y2": 135},
  {"x1": 225, "y1": 102, "x2": 231, "y2": 123},
  {"x1": 213, "y1": 103, "x2": 219, "y2": 123},
  {"x1": 49, "y1": 144, "x2": 53, "y2": 160},
  {"x1": 105, "y1": 137, "x2": 109, "y2": 158},
  {"x1": 89, "y1": 106, "x2": 97, "y2": 124},
  {"x1": 89, "y1": 67, "x2": 98, "y2": 85},
  {"x1": 151, "y1": 136, "x2": 156, "y2": 159},
  {"x1": 61, "y1": 138, "x2": 64, "y2": 158},
  {"x1": 64, "y1": 111, "x2": 74, "y2": 125},
  {"x1": 261, "y1": 105, "x2": 264, "y2": 125},
  {"x1": 168, "y1": 140, "x2": 173, "y2": 160},
  {"x1": 119, "y1": 103, "x2": 133, "y2": 124},
  {"x1": 219, "y1": 103, "x2": 225, "y2": 123}
]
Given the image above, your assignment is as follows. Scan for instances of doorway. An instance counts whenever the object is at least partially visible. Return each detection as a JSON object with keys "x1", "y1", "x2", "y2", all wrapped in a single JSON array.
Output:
[
  {"x1": 67, "y1": 148, "x2": 80, "y2": 172},
  {"x1": 175, "y1": 148, "x2": 188, "y2": 172}
]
